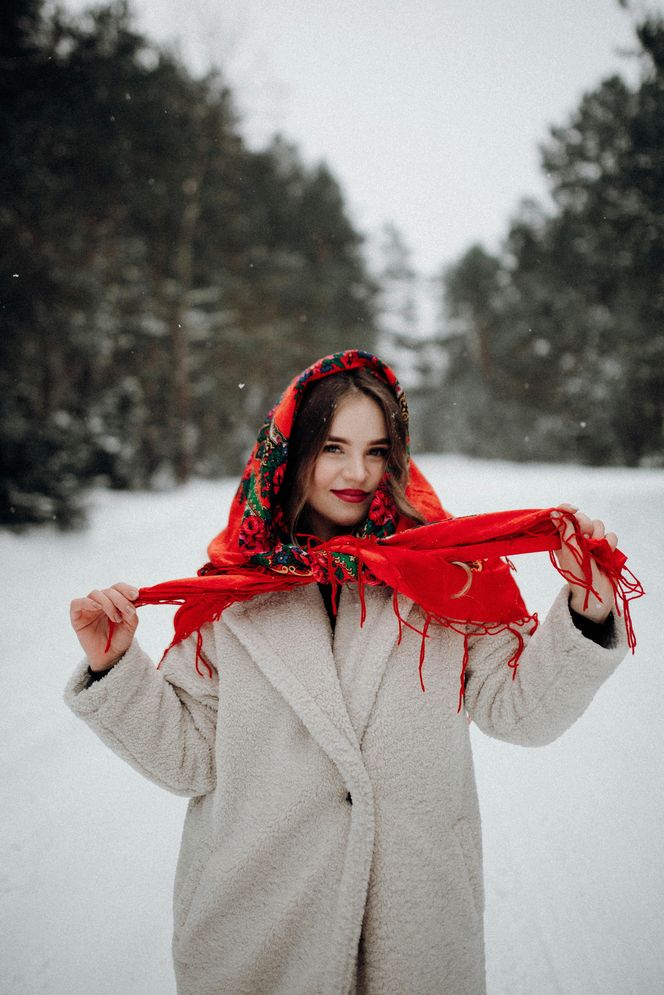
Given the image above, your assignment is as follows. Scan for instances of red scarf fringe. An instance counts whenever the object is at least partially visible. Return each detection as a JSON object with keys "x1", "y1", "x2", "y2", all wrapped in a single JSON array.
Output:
[{"x1": 130, "y1": 507, "x2": 644, "y2": 712}]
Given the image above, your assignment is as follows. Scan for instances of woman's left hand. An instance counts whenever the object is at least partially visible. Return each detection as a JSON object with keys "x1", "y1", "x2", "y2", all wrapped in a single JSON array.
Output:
[{"x1": 551, "y1": 503, "x2": 617, "y2": 623}]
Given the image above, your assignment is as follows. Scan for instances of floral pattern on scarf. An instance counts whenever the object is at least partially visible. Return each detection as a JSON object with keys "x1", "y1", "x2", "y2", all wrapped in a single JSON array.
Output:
[{"x1": 208, "y1": 349, "x2": 417, "y2": 584}]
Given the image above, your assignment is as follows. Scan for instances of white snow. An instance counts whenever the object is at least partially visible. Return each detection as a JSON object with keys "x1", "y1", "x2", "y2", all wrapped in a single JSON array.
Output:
[{"x1": 1, "y1": 456, "x2": 662, "y2": 994}]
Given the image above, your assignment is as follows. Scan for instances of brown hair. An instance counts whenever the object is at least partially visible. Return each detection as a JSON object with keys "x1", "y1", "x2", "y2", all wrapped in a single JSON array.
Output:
[{"x1": 277, "y1": 369, "x2": 425, "y2": 538}]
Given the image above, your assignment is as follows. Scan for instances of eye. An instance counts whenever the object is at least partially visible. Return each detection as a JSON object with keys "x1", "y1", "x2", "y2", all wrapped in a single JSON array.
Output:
[
  {"x1": 368, "y1": 447, "x2": 389, "y2": 459},
  {"x1": 322, "y1": 443, "x2": 342, "y2": 454}
]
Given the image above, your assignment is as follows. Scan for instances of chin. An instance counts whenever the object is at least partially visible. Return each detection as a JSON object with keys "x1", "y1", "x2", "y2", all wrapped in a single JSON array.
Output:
[
  {"x1": 335, "y1": 510, "x2": 368, "y2": 533},
  {"x1": 310, "y1": 512, "x2": 364, "y2": 540},
  {"x1": 305, "y1": 499, "x2": 370, "y2": 540},
  {"x1": 334, "y1": 518, "x2": 364, "y2": 533}
]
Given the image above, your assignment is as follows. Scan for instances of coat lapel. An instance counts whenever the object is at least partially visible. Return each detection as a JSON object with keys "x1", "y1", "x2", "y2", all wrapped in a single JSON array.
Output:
[
  {"x1": 223, "y1": 584, "x2": 360, "y2": 752},
  {"x1": 333, "y1": 585, "x2": 418, "y2": 744},
  {"x1": 222, "y1": 582, "x2": 419, "y2": 759}
]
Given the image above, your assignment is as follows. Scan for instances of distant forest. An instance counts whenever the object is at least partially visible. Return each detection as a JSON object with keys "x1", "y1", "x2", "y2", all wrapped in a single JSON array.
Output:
[{"x1": 2, "y1": 0, "x2": 663, "y2": 527}]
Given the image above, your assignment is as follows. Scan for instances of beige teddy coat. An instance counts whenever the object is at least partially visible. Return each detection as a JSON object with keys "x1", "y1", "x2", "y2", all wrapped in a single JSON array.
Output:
[{"x1": 64, "y1": 583, "x2": 627, "y2": 995}]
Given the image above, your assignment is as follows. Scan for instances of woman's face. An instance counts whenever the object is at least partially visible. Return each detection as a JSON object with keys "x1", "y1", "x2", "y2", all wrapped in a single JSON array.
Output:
[{"x1": 304, "y1": 393, "x2": 389, "y2": 540}]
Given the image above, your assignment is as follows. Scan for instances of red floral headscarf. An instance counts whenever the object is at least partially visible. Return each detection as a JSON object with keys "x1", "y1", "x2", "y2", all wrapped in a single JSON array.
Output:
[
  {"x1": 201, "y1": 349, "x2": 446, "y2": 576},
  {"x1": 134, "y1": 350, "x2": 643, "y2": 711}
]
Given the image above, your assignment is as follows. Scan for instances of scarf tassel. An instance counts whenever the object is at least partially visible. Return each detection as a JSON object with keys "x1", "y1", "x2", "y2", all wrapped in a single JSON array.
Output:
[
  {"x1": 547, "y1": 519, "x2": 644, "y2": 654},
  {"x1": 133, "y1": 508, "x2": 644, "y2": 714}
]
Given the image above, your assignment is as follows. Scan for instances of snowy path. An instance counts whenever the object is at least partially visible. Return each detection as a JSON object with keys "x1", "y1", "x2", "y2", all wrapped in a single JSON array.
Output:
[{"x1": 1, "y1": 456, "x2": 662, "y2": 994}]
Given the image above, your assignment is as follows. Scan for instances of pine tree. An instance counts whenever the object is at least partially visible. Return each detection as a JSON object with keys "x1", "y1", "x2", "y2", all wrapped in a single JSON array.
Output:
[
  {"x1": 439, "y1": 13, "x2": 664, "y2": 466},
  {"x1": 1, "y1": 1, "x2": 377, "y2": 527}
]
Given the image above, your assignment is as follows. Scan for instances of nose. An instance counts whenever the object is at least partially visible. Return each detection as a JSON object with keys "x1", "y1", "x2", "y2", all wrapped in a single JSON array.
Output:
[{"x1": 342, "y1": 453, "x2": 368, "y2": 484}]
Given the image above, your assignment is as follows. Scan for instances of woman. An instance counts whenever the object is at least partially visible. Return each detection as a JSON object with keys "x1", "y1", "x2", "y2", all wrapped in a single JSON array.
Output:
[{"x1": 66, "y1": 350, "x2": 629, "y2": 995}]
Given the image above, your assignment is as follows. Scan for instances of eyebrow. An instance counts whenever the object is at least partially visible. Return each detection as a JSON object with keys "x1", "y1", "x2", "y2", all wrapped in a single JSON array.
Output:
[{"x1": 327, "y1": 435, "x2": 389, "y2": 445}]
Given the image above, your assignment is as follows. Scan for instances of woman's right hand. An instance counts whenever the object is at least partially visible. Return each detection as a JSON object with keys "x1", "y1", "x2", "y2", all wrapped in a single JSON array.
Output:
[{"x1": 70, "y1": 583, "x2": 140, "y2": 671}]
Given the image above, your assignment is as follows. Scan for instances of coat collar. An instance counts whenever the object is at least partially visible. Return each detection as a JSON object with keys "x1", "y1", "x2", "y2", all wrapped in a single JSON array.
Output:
[
  {"x1": 222, "y1": 583, "x2": 417, "y2": 762},
  {"x1": 222, "y1": 584, "x2": 359, "y2": 753},
  {"x1": 333, "y1": 584, "x2": 416, "y2": 744}
]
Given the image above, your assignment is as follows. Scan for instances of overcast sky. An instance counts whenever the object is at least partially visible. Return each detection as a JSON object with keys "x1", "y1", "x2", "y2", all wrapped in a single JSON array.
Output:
[{"x1": 63, "y1": 0, "x2": 660, "y2": 276}]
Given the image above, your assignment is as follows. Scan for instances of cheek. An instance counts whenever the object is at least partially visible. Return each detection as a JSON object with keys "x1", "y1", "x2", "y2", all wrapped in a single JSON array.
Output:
[
  {"x1": 369, "y1": 461, "x2": 387, "y2": 488},
  {"x1": 310, "y1": 457, "x2": 334, "y2": 494}
]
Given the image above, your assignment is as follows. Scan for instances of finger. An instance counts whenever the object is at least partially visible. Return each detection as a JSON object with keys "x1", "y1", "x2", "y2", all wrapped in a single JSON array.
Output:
[
  {"x1": 605, "y1": 531, "x2": 618, "y2": 551},
  {"x1": 105, "y1": 587, "x2": 137, "y2": 621},
  {"x1": 70, "y1": 596, "x2": 103, "y2": 620},
  {"x1": 551, "y1": 507, "x2": 579, "y2": 541},
  {"x1": 572, "y1": 511, "x2": 594, "y2": 536},
  {"x1": 111, "y1": 582, "x2": 140, "y2": 601},
  {"x1": 88, "y1": 589, "x2": 123, "y2": 624},
  {"x1": 590, "y1": 518, "x2": 605, "y2": 539},
  {"x1": 551, "y1": 504, "x2": 577, "y2": 526}
]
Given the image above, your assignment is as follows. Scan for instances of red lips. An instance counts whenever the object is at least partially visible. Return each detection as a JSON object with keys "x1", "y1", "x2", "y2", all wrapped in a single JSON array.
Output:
[{"x1": 331, "y1": 489, "x2": 370, "y2": 504}]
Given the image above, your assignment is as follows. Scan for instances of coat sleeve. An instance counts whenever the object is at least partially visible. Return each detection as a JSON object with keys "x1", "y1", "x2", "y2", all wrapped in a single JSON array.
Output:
[
  {"x1": 462, "y1": 585, "x2": 628, "y2": 746},
  {"x1": 63, "y1": 629, "x2": 218, "y2": 797}
]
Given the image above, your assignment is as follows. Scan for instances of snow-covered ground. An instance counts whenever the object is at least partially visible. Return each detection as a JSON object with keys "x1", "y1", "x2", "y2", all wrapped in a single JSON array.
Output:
[{"x1": 1, "y1": 455, "x2": 662, "y2": 995}]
